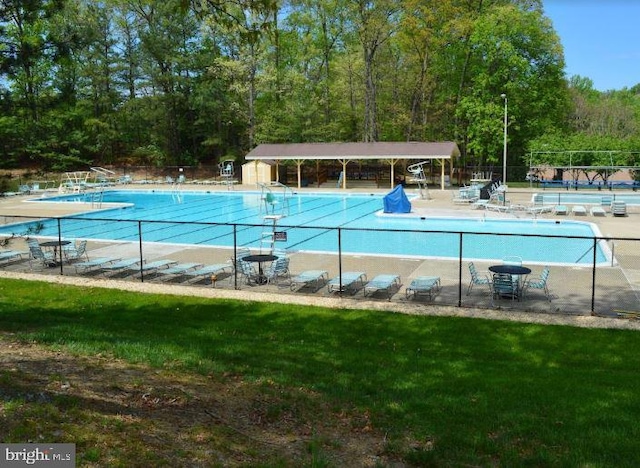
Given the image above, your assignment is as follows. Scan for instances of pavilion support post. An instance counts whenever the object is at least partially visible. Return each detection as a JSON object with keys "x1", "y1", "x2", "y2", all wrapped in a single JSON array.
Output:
[
  {"x1": 316, "y1": 160, "x2": 320, "y2": 187},
  {"x1": 387, "y1": 158, "x2": 399, "y2": 189},
  {"x1": 339, "y1": 159, "x2": 348, "y2": 189},
  {"x1": 275, "y1": 161, "x2": 280, "y2": 183},
  {"x1": 295, "y1": 160, "x2": 303, "y2": 189},
  {"x1": 441, "y1": 158, "x2": 446, "y2": 190}
]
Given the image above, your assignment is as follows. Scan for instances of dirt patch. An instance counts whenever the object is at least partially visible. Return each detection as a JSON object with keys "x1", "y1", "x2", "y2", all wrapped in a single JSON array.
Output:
[{"x1": 0, "y1": 333, "x2": 405, "y2": 467}]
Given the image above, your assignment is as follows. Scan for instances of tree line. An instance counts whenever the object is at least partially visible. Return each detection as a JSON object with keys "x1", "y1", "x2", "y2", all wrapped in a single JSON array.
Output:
[{"x1": 0, "y1": 0, "x2": 638, "y2": 178}]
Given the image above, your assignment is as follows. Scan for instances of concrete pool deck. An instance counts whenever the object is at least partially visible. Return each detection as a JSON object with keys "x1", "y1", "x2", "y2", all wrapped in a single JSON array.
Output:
[{"x1": 1, "y1": 183, "x2": 639, "y2": 329}]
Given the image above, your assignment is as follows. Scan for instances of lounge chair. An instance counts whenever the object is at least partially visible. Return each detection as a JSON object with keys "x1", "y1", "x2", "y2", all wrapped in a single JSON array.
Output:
[
  {"x1": 527, "y1": 205, "x2": 553, "y2": 215},
  {"x1": 467, "y1": 262, "x2": 491, "y2": 295},
  {"x1": 290, "y1": 270, "x2": 328, "y2": 292},
  {"x1": 485, "y1": 203, "x2": 511, "y2": 213},
  {"x1": 100, "y1": 257, "x2": 143, "y2": 276},
  {"x1": 522, "y1": 266, "x2": 551, "y2": 301},
  {"x1": 74, "y1": 257, "x2": 122, "y2": 274},
  {"x1": 611, "y1": 201, "x2": 627, "y2": 217},
  {"x1": 554, "y1": 205, "x2": 568, "y2": 215},
  {"x1": 590, "y1": 205, "x2": 606, "y2": 216},
  {"x1": 181, "y1": 263, "x2": 234, "y2": 285},
  {"x1": 153, "y1": 262, "x2": 203, "y2": 279},
  {"x1": 0, "y1": 249, "x2": 27, "y2": 264},
  {"x1": 572, "y1": 205, "x2": 587, "y2": 216},
  {"x1": 471, "y1": 199, "x2": 490, "y2": 210},
  {"x1": 405, "y1": 276, "x2": 441, "y2": 300},
  {"x1": 327, "y1": 272, "x2": 367, "y2": 294},
  {"x1": 132, "y1": 259, "x2": 178, "y2": 276},
  {"x1": 363, "y1": 274, "x2": 401, "y2": 300}
]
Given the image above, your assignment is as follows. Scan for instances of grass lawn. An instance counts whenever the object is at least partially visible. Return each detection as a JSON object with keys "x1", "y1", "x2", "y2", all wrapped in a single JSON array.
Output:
[{"x1": 1, "y1": 277, "x2": 639, "y2": 466}]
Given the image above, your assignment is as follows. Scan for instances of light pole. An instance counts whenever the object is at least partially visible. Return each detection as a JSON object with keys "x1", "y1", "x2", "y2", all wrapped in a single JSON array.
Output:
[{"x1": 501, "y1": 93, "x2": 508, "y2": 186}]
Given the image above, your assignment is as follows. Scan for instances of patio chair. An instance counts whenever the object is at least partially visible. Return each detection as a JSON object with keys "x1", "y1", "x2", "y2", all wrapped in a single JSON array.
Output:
[
  {"x1": 363, "y1": 274, "x2": 401, "y2": 300},
  {"x1": 63, "y1": 239, "x2": 89, "y2": 262},
  {"x1": 265, "y1": 256, "x2": 290, "y2": 285},
  {"x1": 405, "y1": 276, "x2": 441, "y2": 300},
  {"x1": 590, "y1": 205, "x2": 606, "y2": 216},
  {"x1": 491, "y1": 273, "x2": 520, "y2": 302},
  {"x1": 502, "y1": 256, "x2": 522, "y2": 266},
  {"x1": 522, "y1": 266, "x2": 551, "y2": 301},
  {"x1": 237, "y1": 258, "x2": 259, "y2": 285},
  {"x1": 290, "y1": 270, "x2": 328, "y2": 292},
  {"x1": 327, "y1": 272, "x2": 367, "y2": 294},
  {"x1": 27, "y1": 239, "x2": 56, "y2": 269},
  {"x1": 467, "y1": 262, "x2": 491, "y2": 295}
]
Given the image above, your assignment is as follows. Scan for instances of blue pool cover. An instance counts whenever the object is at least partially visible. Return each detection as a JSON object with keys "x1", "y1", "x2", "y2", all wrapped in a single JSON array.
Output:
[{"x1": 383, "y1": 185, "x2": 411, "y2": 213}]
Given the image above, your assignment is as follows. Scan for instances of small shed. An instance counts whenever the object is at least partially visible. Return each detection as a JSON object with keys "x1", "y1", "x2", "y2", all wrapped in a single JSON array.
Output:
[{"x1": 241, "y1": 160, "x2": 277, "y2": 185}]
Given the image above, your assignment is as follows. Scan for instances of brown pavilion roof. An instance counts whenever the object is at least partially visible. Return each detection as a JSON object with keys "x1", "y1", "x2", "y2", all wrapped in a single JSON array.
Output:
[{"x1": 245, "y1": 141, "x2": 460, "y2": 160}]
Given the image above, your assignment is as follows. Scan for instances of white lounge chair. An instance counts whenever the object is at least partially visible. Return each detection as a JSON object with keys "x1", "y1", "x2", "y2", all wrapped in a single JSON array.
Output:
[
  {"x1": 590, "y1": 205, "x2": 606, "y2": 216},
  {"x1": 572, "y1": 205, "x2": 587, "y2": 215},
  {"x1": 527, "y1": 205, "x2": 553, "y2": 215},
  {"x1": 290, "y1": 270, "x2": 328, "y2": 292},
  {"x1": 363, "y1": 274, "x2": 401, "y2": 300},
  {"x1": 611, "y1": 201, "x2": 627, "y2": 217},
  {"x1": 327, "y1": 272, "x2": 367, "y2": 294},
  {"x1": 554, "y1": 205, "x2": 568, "y2": 215},
  {"x1": 405, "y1": 276, "x2": 441, "y2": 300}
]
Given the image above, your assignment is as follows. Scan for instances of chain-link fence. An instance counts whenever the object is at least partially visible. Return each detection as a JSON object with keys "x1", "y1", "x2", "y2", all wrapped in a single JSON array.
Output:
[{"x1": 1, "y1": 215, "x2": 638, "y2": 318}]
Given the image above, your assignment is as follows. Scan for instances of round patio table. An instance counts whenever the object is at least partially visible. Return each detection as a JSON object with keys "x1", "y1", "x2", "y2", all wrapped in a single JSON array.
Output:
[
  {"x1": 488, "y1": 265, "x2": 531, "y2": 276},
  {"x1": 244, "y1": 254, "x2": 277, "y2": 284}
]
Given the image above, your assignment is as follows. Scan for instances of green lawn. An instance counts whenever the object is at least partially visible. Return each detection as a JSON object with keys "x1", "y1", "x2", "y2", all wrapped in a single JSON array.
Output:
[{"x1": 1, "y1": 277, "x2": 639, "y2": 466}]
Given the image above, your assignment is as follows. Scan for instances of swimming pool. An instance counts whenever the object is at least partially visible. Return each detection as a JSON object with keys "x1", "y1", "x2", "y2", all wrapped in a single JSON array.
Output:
[
  {"x1": 533, "y1": 191, "x2": 640, "y2": 206},
  {"x1": 6, "y1": 190, "x2": 609, "y2": 265}
]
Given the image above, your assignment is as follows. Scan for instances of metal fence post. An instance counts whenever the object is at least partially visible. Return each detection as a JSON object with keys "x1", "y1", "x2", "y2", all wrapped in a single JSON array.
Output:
[
  {"x1": 57, "y1": 218, "x2": 64, "y2": 275},
  {"x1": 138, "y1": 221, "x2": 144, "y2": 281},
  {"x1": 591, "y1": 237, "x2": 597, "y2": 314},
  {"x1": 458, "y1": 233, "x2": 463, "y2": 307}
]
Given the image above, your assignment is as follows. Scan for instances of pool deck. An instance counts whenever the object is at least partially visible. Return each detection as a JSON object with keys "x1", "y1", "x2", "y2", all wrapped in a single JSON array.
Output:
[{"x1": 1, "y1": 183, "x2": 639, "y2": 329}]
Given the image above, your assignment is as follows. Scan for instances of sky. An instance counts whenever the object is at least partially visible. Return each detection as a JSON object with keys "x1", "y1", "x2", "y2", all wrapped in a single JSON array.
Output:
[{"x1": 543, "y1": 1, "x2": 640, "y2": 91}]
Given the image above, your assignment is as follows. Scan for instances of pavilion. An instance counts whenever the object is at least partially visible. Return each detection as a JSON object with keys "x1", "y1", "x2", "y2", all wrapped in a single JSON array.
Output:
[{"x1": 244, "y1": 141, "x2": 460, "y2": 190}]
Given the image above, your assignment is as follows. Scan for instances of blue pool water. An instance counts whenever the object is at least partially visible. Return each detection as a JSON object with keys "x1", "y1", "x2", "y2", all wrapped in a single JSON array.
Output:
[{"x1": 7, "y1": 190, "x2": 608, "y2": 265}]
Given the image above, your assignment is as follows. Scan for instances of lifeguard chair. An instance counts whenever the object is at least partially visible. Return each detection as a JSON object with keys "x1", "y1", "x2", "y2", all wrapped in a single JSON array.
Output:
[{"x1": 219, "y1": 160, "x2": 235, "y2": 189}]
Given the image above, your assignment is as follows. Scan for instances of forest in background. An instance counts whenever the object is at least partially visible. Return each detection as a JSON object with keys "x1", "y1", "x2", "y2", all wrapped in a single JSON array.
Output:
[{"x1": 1, "y1": 0, "x2": 639, "y2": 179}]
